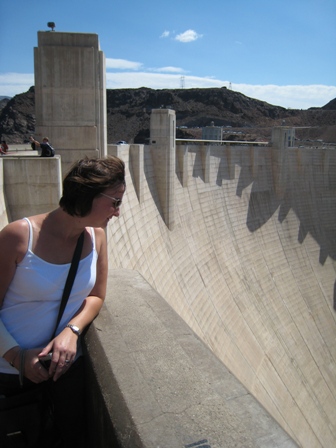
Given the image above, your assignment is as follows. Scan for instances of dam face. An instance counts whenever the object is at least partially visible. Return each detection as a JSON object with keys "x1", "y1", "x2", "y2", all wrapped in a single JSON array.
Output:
[{"x1": 107, "y1": 140, "x2": 336, "y2": 448}]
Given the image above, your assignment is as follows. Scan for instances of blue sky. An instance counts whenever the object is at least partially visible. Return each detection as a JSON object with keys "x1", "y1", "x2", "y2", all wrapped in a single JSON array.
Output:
[{"x1": 1, "y1": 0, "x2": 335, "y2": 109}]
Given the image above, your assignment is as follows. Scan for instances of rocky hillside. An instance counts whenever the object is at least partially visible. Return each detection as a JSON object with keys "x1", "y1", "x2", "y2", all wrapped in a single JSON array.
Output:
[
  {"x1": 1, "y1": 86, "x2": 335, "y2": 144},
  {"x1": 0, "y1": 87, "x2": 35, "y2": 143}
]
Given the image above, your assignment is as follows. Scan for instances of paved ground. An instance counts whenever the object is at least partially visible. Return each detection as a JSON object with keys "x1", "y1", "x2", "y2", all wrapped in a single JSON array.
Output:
[
  {"x1": 4, "y1": 144, "x2": 37, "y2": 156},
  {"x1": 86, "y1": 269, "x2": 298, "y2": 448}
]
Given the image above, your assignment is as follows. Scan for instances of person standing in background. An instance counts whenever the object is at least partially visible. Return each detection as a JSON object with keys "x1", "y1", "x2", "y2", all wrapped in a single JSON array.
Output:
[
  {"x1": 0, "y1": 141, "x2": 8, "y2": 155},
  {"x1": 30, "y1": 136, "x2": 55, "y2": 157}
]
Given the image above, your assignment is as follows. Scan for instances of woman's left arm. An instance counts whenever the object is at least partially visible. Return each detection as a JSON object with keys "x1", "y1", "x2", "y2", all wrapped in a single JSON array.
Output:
[
  {"x1": 39, "y1": 228, "x2": 108, "y2": 380},
  {"x1": 64, "y1": 227, "x2": 108, "y2": 330}
]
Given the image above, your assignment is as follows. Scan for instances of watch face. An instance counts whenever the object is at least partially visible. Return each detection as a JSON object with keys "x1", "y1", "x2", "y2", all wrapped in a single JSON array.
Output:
[{"x1": 68, "y1": 324, "x2": 80, "y2": 335}]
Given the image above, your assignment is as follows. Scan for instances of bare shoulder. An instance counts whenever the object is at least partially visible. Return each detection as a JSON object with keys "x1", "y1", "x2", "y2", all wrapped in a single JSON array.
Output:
[
  {"x1": 91, "y1": 227, "x2": 107, "y2": 253},
  {"x1": 0, "y1": 219, "x2": 29, "y2": 262},
  {"x1": 0, "y1": 219, "x2": 29, "y2": 242},
  {"x1": 93, "y1": 227, "x2": 106, "y2": 238},
  {"x1": 92, "y1": 227, "x2": 106, "y2": 243}
]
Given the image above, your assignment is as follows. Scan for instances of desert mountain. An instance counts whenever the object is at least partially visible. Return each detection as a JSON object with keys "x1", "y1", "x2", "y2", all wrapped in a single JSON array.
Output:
[{"x1": 0, "y1": 86, "x2": 335, "y2": 144}]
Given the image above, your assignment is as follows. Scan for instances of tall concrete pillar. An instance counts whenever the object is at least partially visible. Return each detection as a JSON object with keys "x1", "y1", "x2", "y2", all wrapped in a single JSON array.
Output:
[
  {"x1": 34, "y1": 31, "x2": 107, "y2": 171},
  {"x1": 271, "y1": 127, "x2": 295, "y2": 198},
  {"x1": 150, "y1": 109, "x2": 175, "y2": 230}
]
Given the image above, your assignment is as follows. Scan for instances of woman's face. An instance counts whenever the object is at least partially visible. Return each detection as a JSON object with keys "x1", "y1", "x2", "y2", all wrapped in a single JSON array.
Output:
[{"x1": 89, "y1": 184, "x2": 126, "y2": 228}]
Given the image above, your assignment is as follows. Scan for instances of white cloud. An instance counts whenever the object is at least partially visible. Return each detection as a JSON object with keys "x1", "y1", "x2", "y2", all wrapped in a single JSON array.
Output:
[
  {"x1": 105, "y1": 72, "x2": 336, "y2": 109},
  {"x1": 154, "y1": 66, "x2": 186, "y2": 73},
  {"x1": 0, "y1": 73, "x2": 34, "y2": 97},
  {"x1": 105, "y1": 71, "x2": 183, "y2": 89},
  {"x1": 105, "y1": 58, "x2": 143, "y2": 70},
  {"x1": 1, "y1": 70, "x2": 335, "y2": 109},
  {"x1": 175, "y1": 29, "x2": 203, "y2": 43},
  {"x1": 233, "y1": 83, "x2": 336, "y2": 109},
  {"x1": 160, "y1": 31, "x2": 170, "y2": 38}
]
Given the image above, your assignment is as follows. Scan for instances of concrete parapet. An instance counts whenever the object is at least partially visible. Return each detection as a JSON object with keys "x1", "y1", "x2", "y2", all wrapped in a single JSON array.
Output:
[
  {"x1": 85, "y1": 269, "x2": 297, "y2": 448},
  {"x1": 2, "y1": 156, "x2": 62, "y2": 221},
  {"x1": 107, "y1": 143, "x2": 130, "y2": 159}
]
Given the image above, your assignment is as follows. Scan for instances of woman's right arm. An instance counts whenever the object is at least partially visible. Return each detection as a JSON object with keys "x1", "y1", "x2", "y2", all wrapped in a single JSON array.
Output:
[
  {"x1": 0, "y1": 221, "x2": 51, "y2": 382},
  {"x1": 0, "y1": 221, "x2": 28, "y2": 360},
  {"x1": 29, "y1": 137, "x2": 40, "y2": 148},
  {"x1": 0, "y1": 220, "x2": 29, "y2": 306}
]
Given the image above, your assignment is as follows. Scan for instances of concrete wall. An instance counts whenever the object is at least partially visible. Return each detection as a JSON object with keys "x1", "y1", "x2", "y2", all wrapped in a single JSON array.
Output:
[
  {"x1": 0, "y1": 137, "x2": 335, "y2": 447},
  {"x1": 104, "y1": 142, "x2": 336, "y2": 448},
  {"x1": 2, "y1": 155, "x2": 62, "y2": 221}
]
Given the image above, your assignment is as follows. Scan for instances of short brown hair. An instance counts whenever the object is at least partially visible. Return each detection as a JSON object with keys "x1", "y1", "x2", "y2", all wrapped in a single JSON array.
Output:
[{"x1": 59, "y1": 156, "x2": 125, "y2": 216}]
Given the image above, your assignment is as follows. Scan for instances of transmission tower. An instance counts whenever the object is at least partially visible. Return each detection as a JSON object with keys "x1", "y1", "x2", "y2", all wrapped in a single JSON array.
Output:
[{"x1": 180, "y1": 76, "x2": 185, "y2": 89}]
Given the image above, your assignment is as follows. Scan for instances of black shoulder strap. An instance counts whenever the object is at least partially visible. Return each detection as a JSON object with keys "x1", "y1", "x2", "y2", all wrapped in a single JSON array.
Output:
[{"x1": 51, "y1": 231, "x2": 85, "y2": 339}]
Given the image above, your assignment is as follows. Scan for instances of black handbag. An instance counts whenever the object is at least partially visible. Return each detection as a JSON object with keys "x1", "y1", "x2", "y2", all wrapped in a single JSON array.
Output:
[
  {"x1": 0, "y1": 384, "x2": 52, "y2": 448},
  {"x1": 0, "y1": 231, "x2": 84, "y2": 447}
]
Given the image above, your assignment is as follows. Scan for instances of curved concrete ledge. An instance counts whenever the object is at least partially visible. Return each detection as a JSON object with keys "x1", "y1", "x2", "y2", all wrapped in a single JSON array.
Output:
[{"x1": 85, "y1": 269, "x2": 297, "y2": 448}]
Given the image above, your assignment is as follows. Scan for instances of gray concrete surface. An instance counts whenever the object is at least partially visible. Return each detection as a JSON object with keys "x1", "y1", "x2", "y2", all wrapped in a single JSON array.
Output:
[
  {"x1": 104, "y1": 141, "x2": 336, "y2": 448},
  {"x1": 34, "y1": 31, "x2": 107, "y2": 172},
  {"x1": 2, "y1": 155, "x2": 61, "y2": 221},
  {"x1": 85, "y1": 269, "x2": 297, "y2": 448}
]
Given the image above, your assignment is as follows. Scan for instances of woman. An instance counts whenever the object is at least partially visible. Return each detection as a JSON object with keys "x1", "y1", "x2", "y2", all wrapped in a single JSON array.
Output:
[{"x1": 0, "y1": 156, "x2": 126, "y2": 447}]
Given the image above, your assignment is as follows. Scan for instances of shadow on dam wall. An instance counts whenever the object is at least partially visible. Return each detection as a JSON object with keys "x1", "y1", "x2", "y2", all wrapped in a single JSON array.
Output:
[{"x1": 106, "y1": 143, "x2": 336, "y2": 448}]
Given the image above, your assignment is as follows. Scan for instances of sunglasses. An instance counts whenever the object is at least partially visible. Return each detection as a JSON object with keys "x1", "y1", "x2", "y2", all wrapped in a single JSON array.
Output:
[{"x1": 100, "y1": 193, "x2": 123, "y2": 209}]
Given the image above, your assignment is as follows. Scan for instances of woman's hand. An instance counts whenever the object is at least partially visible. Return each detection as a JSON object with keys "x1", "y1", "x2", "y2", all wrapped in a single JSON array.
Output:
[
  {"x1": 23, "y1": 348, "x2": 50, "y2": 383},
  {"x1": 38, "y1": 327, "x2": 78, "y2": 381}
]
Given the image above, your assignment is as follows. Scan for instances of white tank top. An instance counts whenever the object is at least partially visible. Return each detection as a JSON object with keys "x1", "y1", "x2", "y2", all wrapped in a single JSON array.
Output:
[{"x1": 0, "y1": 218, "x2": 98, "y2": 374}]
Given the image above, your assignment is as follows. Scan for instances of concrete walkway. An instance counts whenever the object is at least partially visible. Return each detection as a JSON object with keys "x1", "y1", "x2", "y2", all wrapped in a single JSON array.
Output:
[
  {"x1": 85, "y1": 270, "x2": 297, "y2": 448},
  {"x1": 2, "y1": 145, "x2": 37, "y2": 157}
]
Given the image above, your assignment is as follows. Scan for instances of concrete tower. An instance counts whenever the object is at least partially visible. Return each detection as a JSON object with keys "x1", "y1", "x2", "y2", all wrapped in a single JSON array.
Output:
[
  {"x1": 150, "y1": 109, "x2": 176, "y2": 229},
  {"x1": 34, "y1": 31, "x2": 107, "y2": 170}
]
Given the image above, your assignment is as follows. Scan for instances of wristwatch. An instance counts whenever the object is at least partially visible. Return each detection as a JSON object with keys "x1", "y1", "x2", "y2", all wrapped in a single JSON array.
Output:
[{"x1": 66, "y1": 324, "x2": 81, "y2": 336}]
